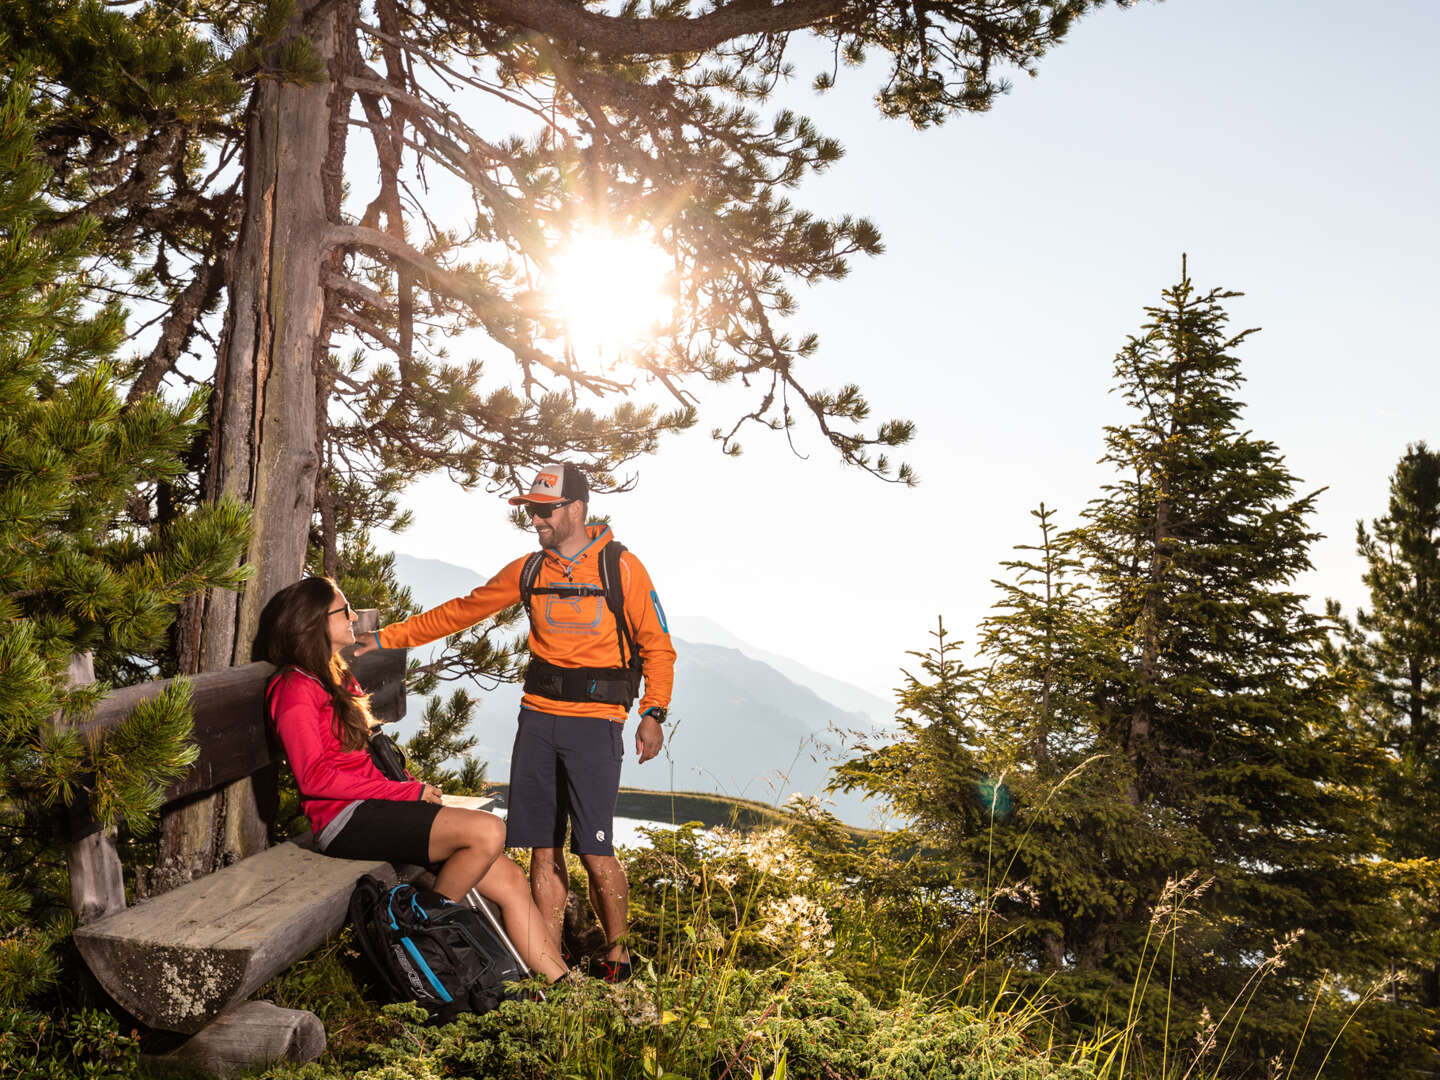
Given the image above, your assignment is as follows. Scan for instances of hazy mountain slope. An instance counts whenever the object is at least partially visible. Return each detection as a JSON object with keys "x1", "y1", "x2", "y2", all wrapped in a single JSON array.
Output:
[
  {"x1": 666, "y1": 614, "x2": 895, "y2": 727},
  {"x1": 394, "y1": 556, "x2": 896, "y2": 726},
  {"x1": 395, "y1": 553, "x2": 489, "y2": 608}
]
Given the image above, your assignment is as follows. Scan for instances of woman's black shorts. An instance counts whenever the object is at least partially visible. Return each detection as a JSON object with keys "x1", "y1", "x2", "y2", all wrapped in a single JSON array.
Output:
[{"x1": 322, "y1": 799, "x2": 441, "y2": 867}]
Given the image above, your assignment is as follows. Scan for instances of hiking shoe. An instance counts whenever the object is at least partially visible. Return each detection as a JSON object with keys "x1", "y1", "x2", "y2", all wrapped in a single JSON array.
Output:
[{"x1": 593, "y1": 957, "x2": 632, "y2": 983}]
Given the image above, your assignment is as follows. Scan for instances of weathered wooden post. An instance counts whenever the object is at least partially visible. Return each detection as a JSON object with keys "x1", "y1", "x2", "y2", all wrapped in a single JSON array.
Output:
[{"x1": 59, "y1": 653, "x2": 127, "y2": 927}]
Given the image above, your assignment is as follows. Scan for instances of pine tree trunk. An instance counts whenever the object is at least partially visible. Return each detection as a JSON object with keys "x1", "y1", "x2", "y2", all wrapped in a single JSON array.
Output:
[
  {"x1": 1127, "y1": 490, "x2": 1167, "y2": 805},
  {"x1": 155, "y1": 0, "x2": 352, "y2": 891}
]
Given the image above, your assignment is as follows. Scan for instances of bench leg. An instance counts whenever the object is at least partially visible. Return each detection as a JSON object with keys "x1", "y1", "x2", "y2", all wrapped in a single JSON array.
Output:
[{"x1": 144, "y1": 1000, "x2": 325, "y2": 1077}]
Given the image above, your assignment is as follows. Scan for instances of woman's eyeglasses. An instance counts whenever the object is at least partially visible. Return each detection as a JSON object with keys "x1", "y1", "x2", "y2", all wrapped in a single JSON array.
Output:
[
  {"x1": 526, "y1": 500, "x2": 573, "y2": 519},
  {"x1": 328, "y1": 602, "x2": 353, "y2": 617}
]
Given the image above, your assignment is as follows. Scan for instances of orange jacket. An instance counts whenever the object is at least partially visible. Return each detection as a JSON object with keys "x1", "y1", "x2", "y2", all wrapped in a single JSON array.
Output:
[{"x1": 377, "y1": 525, "x2": 675, "y2": 722}]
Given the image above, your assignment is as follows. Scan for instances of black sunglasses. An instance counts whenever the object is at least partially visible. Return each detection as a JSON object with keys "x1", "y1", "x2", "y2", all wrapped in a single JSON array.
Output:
[
  {"x1": 526, "y1": 500, "x2": 574, "y2": 519},
  {"x1": 328, "y1": 601, "x2": 353, "y2": 617}
]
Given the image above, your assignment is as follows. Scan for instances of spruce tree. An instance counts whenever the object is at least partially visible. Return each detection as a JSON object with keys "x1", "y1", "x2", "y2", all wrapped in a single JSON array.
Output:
[
  {"x1": 0, "y1": 73, "x2": 249, "y2": 1010},
  {"x1": 1337, "y1": 443, "x2": 1440, "y2": 1006},
  {"x1": 844, "y1": 265, "x2": 1405, "y2": 1070},
  {"x1": 836, "y1": 508, "x2": 1146, "y2": 984},
  {"x1": 1074, "y1": 263, "x2": 1386, "y2": 1035}
]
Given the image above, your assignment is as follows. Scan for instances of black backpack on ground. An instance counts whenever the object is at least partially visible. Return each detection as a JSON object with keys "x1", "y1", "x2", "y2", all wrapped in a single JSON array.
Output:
[{"x1": 348, "y1": 874, "x2": 526, "y2": 1023}]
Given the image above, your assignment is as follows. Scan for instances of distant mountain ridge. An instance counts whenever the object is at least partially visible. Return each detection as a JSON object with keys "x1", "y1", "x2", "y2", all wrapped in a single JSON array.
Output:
[
  {"x1": 389, "y1": 553, "x2": 892, "y2": 828},
  {"x1": 665, "y1": 615, "x2": 894, "y2": 728}
]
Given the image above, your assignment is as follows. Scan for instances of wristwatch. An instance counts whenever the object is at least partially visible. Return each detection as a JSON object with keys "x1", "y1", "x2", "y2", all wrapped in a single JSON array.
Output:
[{"x1": 641, "y1": 706, "x2": 667, "y2": 725}]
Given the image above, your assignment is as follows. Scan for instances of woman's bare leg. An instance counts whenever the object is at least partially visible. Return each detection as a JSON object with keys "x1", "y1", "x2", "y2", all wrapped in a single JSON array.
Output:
[
  {"x1": 425, "y1": 807, "x2": 566, "y2": 980},
  {"x1": 472, "y1": 856, "x2": 568, "y2": 980},
  {"x1": 427, "y1": 807, "x2": 506, "y2": 900}
]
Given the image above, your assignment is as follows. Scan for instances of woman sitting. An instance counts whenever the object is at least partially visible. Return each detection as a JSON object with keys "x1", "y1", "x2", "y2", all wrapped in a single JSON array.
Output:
[{"x1": 259, "y1": 576, "x2": 566, "y2": 982}]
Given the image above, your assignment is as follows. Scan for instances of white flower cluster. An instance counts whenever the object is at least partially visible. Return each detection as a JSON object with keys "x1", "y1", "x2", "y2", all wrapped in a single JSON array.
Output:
[
  {"x1": 782, "y1": 792, "x2": 833, "y2": 821},
  {"x1": 757, "y1": 894, "x2": 835, "y2": 955},
  {"x1": 705, "y1": 826, "x2": 814, "y2": 883}
]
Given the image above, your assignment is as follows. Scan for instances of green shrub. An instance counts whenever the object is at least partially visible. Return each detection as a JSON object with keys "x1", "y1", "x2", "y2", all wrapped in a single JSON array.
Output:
[{"x1": 0, "y1": 1006, "x2": 143, "y2": 1080}]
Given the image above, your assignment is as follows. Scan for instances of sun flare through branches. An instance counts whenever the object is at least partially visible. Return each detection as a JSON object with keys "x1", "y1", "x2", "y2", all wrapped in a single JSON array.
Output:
[{"x1": 543, "y1": 226, "x2": 676, "y2": 363}]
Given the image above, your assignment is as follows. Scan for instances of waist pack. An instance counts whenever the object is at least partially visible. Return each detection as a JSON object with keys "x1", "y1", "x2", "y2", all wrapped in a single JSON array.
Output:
[{"x1": 348, "y1": 875, "x2": 526, "y2": 1023}]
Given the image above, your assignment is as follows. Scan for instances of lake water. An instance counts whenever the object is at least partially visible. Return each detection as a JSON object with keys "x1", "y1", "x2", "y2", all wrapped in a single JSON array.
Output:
[{"x1": 484, "y1": 807, "x2": 677, "y2": 850}]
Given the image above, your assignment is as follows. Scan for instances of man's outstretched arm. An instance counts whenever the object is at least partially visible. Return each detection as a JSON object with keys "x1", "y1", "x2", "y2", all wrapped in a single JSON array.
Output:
[{"x1": 354, "y1": 557, "x2": 526, "y2": 656}]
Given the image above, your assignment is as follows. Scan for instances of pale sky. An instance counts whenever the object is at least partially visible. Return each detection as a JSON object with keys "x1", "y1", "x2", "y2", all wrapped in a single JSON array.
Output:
[{"x1": 381, "y1": 0, "x2": 1440, "y2": 704}]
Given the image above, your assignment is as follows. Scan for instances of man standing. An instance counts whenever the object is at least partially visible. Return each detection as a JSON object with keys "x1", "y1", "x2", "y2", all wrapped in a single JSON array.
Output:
[{"x1": 354, "y1": 465, "x2": 674, "y2": 981}]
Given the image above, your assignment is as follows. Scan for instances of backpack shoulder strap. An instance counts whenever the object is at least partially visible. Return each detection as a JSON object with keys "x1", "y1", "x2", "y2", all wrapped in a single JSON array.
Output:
[
  {"x1": 599, "y1": 542, "x2": 639, "y2": 670},
  {"x1": 518, "y1": 551, "x2": 546, "y2": 610},
  {"x1": 348, "y1": 875, "x2": 411, "y2": 1004}
]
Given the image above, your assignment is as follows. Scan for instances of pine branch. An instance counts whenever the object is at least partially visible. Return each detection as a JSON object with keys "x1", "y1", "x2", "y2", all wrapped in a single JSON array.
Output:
[{"x1": 471, "y1": 0, "x2": 849, "y2": 56}]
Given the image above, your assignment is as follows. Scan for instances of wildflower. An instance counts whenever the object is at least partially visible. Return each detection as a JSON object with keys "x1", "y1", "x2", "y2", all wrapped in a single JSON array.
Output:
[
  {"x1": 783, "y1": 792, "x2": 835, "y2": 821},
  {"x1": 703, "y1": 825, "x2": 815, "y2": 883},
  {"x1": 757, "y1": 894, "x2": 834, "y2": 955}
]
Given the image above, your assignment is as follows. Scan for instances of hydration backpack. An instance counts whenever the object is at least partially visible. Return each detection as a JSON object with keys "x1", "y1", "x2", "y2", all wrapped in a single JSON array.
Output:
[
  {"x1": 518, "y1": 540, "x2": 643, "y2": 706},
  {"x1": 348, "y1": 874, "x2": 526, "y2": 1022}
]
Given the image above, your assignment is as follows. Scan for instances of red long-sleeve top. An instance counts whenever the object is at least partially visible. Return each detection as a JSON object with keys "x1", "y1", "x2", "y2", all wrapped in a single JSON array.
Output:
[{"x1": 268, "y1": 668, "x2": 423, "y2": 836}]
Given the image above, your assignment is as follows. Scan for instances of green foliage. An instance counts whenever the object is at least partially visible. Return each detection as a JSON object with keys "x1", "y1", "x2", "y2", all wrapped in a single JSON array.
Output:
[
  {"x1": 261, "y1": 926, "x2": 400, "y2": 1048},
  {"x1": 0, "y1": 69, "x2": 249, "y2": 1016},
  {"x1": 243, "y1": 805, "x2": 1425, "y2": 1079},
  {"x1": 401, "y1": 690, "x2": 489, "y2": 794},
  {"x1": 0, "y1": 1006, "x2": 143, "y2": 1080},
  {"x1": 1333, "y1": 442, "x2": 1440, "y2": 1007},
  {"x1": 255, "y1": 901, "x2": 1082, "y2": 1080},
  {"x1": 840, "y1": 265, "x2": 1418, "y2": 1075},
  {"x1": 88, "y1": 681, "x2": 201, "y2": 831}
]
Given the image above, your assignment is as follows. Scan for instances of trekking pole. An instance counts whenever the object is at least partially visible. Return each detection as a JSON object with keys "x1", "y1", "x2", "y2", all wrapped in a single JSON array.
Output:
[{"x1": 464, "y1": 888, "x2": 530, "y2": 974}]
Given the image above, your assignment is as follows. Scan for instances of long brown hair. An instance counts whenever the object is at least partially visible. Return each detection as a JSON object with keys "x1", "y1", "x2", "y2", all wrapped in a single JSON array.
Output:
[{"x1": 257, "y1": 576, "x2": 374, "y2": 751}]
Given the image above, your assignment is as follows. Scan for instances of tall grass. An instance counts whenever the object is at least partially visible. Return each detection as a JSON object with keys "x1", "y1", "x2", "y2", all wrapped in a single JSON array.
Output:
[{"x1": 248, "y1": 794, "x2": 1405, "y2": 1080}]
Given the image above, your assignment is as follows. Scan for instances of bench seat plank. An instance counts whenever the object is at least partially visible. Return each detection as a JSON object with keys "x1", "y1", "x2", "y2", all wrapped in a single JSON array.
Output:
[{"x1": 73, "y1": 841, "x2": 400, "y2": 1033}]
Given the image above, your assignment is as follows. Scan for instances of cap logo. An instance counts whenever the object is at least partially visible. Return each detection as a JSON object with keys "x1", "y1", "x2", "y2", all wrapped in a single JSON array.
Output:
[{"x1": 537, "y1": 471, "x2": 559, "y2": 486}]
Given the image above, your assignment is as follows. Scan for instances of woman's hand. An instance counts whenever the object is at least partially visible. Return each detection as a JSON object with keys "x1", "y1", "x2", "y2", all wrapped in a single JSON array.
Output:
[{"x1": 421, "y1": 783, "x2": 444, "y2": 805}]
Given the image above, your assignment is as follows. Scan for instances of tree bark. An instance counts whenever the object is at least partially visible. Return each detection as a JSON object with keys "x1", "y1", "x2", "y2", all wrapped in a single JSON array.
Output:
[{"x1": 157, "y1": 0, "x2": 353, "y2": 890}]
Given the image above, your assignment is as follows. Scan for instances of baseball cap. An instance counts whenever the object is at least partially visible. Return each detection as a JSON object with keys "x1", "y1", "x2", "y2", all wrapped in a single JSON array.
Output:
[{"x1": 507, "y1": 464, "x2": 590, "y2": 505}]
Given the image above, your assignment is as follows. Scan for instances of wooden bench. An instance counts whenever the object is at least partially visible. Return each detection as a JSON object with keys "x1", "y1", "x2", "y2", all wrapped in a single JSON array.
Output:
[{"x1": 55, "y1": 626, "x2": 414, "y2": 1073}]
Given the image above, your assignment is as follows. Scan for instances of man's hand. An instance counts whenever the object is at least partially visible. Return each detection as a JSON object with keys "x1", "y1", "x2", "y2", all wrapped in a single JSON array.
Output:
[
  {"x1": 420, "y1": 782, "x2": 443, "y2": 805},
  {"x1": 352, "y1": 632, "x2": 379, "y2": 658},
  {"x1": 635, "y1": 714, "x2": 663, "y2": 764}
]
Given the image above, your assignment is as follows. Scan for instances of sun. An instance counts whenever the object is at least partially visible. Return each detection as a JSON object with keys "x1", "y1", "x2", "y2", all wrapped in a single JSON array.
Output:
[{"x1": 544, "y1": 226, "x2": 674, "y2": 358}]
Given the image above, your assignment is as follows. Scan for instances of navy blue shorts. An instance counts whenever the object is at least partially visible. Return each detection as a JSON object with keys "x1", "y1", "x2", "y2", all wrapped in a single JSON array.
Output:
[{"x1": 507, "y1": 708, "x2": 624, "y2": 856}]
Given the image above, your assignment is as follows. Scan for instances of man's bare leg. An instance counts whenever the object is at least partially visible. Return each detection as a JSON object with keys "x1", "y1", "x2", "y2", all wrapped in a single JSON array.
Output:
[
  {"x1": 579, "y1": 852, "x2": 630, "y2": 963},
  {"x1": 529, "y1": 845, "x2": 570, "y2": 951}
]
